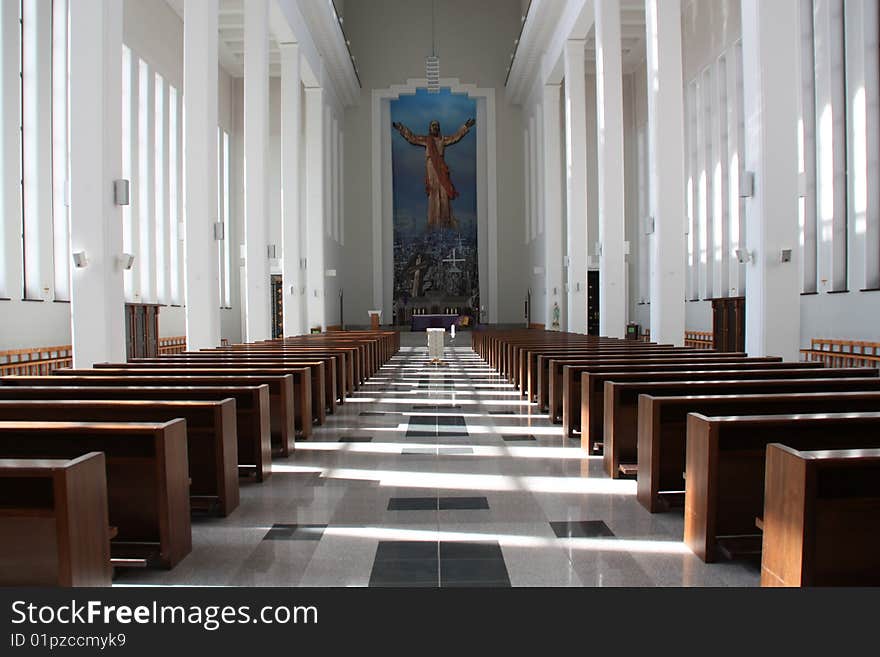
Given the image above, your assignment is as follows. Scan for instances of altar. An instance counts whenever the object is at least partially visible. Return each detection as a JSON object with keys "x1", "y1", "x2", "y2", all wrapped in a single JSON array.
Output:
[{"x1": 411, "y1": 313, "x2": 460, "y2": 332}]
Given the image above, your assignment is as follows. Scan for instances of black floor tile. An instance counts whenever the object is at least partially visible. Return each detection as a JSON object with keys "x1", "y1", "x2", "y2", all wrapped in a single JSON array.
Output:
[
  {"x1": 488, "y1": 410, "x2": 516, "y2": 415},
  {"x1": 440, "y1": 541, "x2": 503, "y2": 560},
  {"x1": 502, "y1": 434, "x2": 537, "y2": 442},
  {"x1": 369, "y1": 559, "x2": 439, "y2": 587},
  {"x1": 437, "y1": 415, "x2": 467, "y2": 426},
  {"x1": 339, "y1": 436, "x2": 373, "y2": 442},
  {"x1": 360, "y1": 411, "x2": 394, "y2": 417},
  {"x1": 405, "y1": 430, "x2": 437, "y2": 438},
  {"x1": 375, "y1": 541, "x2": 438, "y2": 561},
  {"x1": 412, "y1": 405, "x2": 462, "y2": 410},
  {"x1": 438, "y1": 496, "x2": 489, "y2": 510},
  {"x1": 262, "y1": 523, "x2": 326, "y2": 541},
  {"x1": 388, "y1": 497, "x2": 438, "y2": 511},
  {"x1": 550, "y1": 520, "x2": 615, "y2": 539},
  {"x1": 408, "y1": 415, "x2": 439, "y2": 425}
]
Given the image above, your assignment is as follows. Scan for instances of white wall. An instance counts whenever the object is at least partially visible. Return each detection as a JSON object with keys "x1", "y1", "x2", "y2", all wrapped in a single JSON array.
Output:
[
  {"x1": 0, "y1": 0, "x2": 245, "y2": 350},
  {"x1": 341, "y1": 0, "x2": 527, "y2": 327}
]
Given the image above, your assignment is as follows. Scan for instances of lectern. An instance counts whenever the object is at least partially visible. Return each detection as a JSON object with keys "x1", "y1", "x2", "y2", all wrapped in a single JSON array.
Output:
[{"x1": 427, "y1": 328, "x2": 445, "y2": 364}]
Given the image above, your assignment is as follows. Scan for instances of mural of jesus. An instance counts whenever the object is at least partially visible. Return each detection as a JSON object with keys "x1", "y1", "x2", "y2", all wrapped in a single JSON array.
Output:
[{"x1": 392, "y1": 117, "x2": 475, "y2": 229}]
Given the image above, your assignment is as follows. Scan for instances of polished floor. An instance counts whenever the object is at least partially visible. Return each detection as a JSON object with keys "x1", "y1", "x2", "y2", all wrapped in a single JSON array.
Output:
[{"x1": 117, "y1": 332, "x2": 760, "y2": 587}]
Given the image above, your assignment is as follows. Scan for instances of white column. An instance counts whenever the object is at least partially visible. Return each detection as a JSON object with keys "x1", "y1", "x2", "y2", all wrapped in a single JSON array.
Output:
[
  {"x1": 68, "y1": 0, "x2": 125, "y2": 367},
  {"x1": 0, "y1": 0, "x2": 22, "y2": 299},
  {"x1": 183, "y1": 0, "x2": 221, "y2": 350},
  {"x1": 595, "y1": 1, "x2": 627, "y2": 338},
  {"x1": 304, "y1": 87, "x2": 325, "y2": 331},
  {"x1": 564, "y1": 40, "x2": 588, "y2": 334},
  {"x1": 741, "y1": 0, "x2": 801, "y2": 359},
  {"x1": 645, "y1": 0, "x2": 686, "y2": 346},
  {"x1": 244, "y1": 0, "x2": 271, "y2": 342},
  {"x1": 281, "y1": 43, "x2": 302, "y2": 337},
  {"x1": 542, "y1": 84, "x2": 565, "y2": 330}
]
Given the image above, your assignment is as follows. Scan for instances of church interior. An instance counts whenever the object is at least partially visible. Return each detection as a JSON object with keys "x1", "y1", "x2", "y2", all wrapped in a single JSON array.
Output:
[{"x1": 1, "y1": 0, "x2": 879, "y2": 591}]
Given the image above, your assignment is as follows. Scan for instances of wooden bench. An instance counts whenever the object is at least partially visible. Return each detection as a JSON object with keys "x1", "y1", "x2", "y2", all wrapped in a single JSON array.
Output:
[
  {"x1": 0, "y1": 420, "x2": 191, "y2": 568},
  {"x1": 581, "y1": 363, "x2": 876, "y2": 452},
  {"x1": 635, "y1": 384, "x2": 880, "y2": 512},
  {"x1": 144, "y1": 352, "x2": 345, "y2": 408},
  {"x1": 0, "y1": 452, "x2": 111, "y2": 586},
  {"x1": 800, "y1": 338, "x2": 880, "y2": 368},
  {"x1": 92, "y1": 362, "x2": 326, "y2": 427},
  {"x1": 208, "y1": 346, "x2": 358, "y2": 394},
  {"x1": 604, "y1": 369, "x2": 880, "y2": 478},
  {"x1": 0, "y1": 399, "x2": 239, "y2": 516},
  {"x1": 0, "y1": 384, "x2": 271, "y2": 482},
  {"x1": 0, "y1": 344, "x2": 73, "y2": 376},
  {"x1": 528, "y1": 346, "x2": 705, "y2": 404},
  {"x1": 207, "y1": 347, "x2": 357, "y2": 395},
  {"x1": 571, "y1": 363, "x2": 835, "y2": 442},
  {"x1": 684, "y1": 331, "x2": 713, "y2": 349},
  {"x1": 761, "y1": 443, "x2": 880, "y2": 586},
  {"x1": 5, "y1": 372, "x2": 299, "y2": 454},
  {"x1": 534, "y1": 347, "x2": 728, "y2": 408},
  {"x1": 518, "y1": 343, "x2": 680, "y2": 395},
  {"x1": 683, "y1": 411, "x2": 880, "y2": 562},
  {"x1": 549, "y1": 354, "x2": 782, "y2": 422}
]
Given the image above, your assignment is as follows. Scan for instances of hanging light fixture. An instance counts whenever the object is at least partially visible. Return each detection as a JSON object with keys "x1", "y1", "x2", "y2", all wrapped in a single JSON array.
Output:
[{"x1": 426, "y1": 0, "x2": 439, "y2": 93}]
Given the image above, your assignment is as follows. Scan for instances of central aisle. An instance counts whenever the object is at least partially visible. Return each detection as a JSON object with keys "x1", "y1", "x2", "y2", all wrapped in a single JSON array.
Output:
[{"x1": 118, "y1": 333, "x2": 759, "y2": 587}]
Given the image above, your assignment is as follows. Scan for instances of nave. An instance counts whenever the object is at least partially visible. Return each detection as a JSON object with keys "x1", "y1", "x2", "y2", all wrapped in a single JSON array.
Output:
[{"x1": 114, "y1": 333, "x2": 757, "y2": 588}]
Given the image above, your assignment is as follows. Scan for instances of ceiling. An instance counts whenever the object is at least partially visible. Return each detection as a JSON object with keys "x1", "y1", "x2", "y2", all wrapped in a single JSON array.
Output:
[
  {"x1": 165, "y1": 0, "x2": 282, "y2": 78},
  {"x1": 584, "y1": 0, "x2": 647, "y2": 75}
]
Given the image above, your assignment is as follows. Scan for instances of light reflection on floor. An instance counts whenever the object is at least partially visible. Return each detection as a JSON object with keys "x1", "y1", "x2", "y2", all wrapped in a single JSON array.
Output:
[{"x1": 115, "y1": 333, "x2": 760, "y2": 588}]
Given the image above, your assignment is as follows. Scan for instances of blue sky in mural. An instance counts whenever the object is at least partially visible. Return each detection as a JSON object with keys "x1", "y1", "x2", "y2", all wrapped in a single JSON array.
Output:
[{"x1": 390, "y1": 87, "x2": 477, "y2": 236}]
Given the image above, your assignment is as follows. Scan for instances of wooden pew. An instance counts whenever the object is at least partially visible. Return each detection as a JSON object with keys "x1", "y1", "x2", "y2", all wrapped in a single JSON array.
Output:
[
  {"x1": 0, "y1": 452, "x2": 111, "y2": 586},
  {"x1": 0, "y1": 399, "x2": 239, "y2": 516},
  {"x1": 0, "y1": 384, "x2": 271, "y2": 482},
  {"x1": 0, "y1": 420, "x2": 191, "y2": 568},
  {"x1": 683, "y1": 411, "x2": 880, "y2": 562},
  {"x1": 581, "y1": 363, "x2": 877, "y2": 451},
  {"x1": 3, "y1": 373, "x2": 300, "y2": 454},
  {"x1": 572, "y1": 363, "x2": 840, "y2": 442},
  {"x1": 635, "y1": 384, "x2": 880, "y2": 512},
  {"x1": 761, "y1": 443, "x2": 880, "y2": 586},
  {"x1": 549, "y1": 355, "x2": 785, "y2": 422},
  {"x1": 89, "y1": 363, "x2": 325, "y2": 428},
  {"x1": 124, "y1": 357, "x2": 335, "y2": 417},
  {"x1": 529, "y1": 346, "x2": 717, "y2": 404},
  {"x1": 188, "y1": 348, "x2": 356, "y2": 397},
  {"x1": 517, "y1": 343, "x2": 676, "y2": 395}
]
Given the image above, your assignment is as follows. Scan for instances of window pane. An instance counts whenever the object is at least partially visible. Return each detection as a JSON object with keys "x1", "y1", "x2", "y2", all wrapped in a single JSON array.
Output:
[{"x1": 51, "y1": 0, "x2": 69, "y2": 301}]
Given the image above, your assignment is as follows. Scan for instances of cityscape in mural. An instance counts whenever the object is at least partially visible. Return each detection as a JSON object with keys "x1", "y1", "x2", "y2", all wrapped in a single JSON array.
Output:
[{"x1": 390, "y1": 88, "x2": 479, "y2": 326}]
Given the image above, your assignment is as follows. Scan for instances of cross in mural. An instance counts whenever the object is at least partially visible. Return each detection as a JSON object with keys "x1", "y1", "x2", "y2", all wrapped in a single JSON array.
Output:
[{"x1": 442, "y1": 248, "x2": 465, "y2": 273}]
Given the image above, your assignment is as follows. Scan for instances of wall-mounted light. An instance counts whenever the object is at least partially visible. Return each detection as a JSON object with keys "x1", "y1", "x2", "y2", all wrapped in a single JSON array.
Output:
[
  {"x1": 739, "y1": 171, "x2": 755, "y2": 198},
  {"x1": 213, "y1": 222, "x2": 225, "y2": 241},
  {"x1": 267, "y1": 244, "x2": 277, "y2": 259},
  {"x1": 780, "y1": 248, "x2": 792, "y2": 263},
  {"x1": 113, "y1": 179, "x2": 130, "y2": 206},
  {"x1": 735, "y1": 248, "x2": 754, "y2": 264},
  {"x1": 119, "y1": 253, "x2": 135, "y2": 270},
  {"x1": 72, "y1": 251, "x2": 88, "y2": 268},
  {"x1": 644, "y1": 216, "x2": 655, "y2": 235}
]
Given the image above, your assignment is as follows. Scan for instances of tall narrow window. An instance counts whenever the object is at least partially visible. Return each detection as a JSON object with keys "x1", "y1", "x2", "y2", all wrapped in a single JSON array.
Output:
[
  {"x1": 154, "y1": 72, "x2": 166, "y2": 303},
  {"x1": 800, "y1": 0, "x2": 819, "y2": 293},
  {"x1": 121, "y1": 45, "x2": 134, "y2": 301},
  {"x1": 51, "y1": 0, "x2": 69, "y2": 301},
  {"x1": 864, "y1": 0, "x2": 880, "y2": 289},
  {"x1": 169, "y1": 85, "x2": 180, "y2": 304},
  {"x1": 217, "y1": 127, "x2": 224, "y2": 306},
  {"x1": 686, "y1": 81, "x2": 698, "y2": 300},
  {"x1": 728, "y1": 42, "x2": 746, "y2": 297},
  {"x1": 21, "y1": 0, "x2": 52, "y2": 300},
  {"x1": 137, "y1": 57, "x2": 152, "y2": 302},
  {"x1": 222, "y1": 130, "x2": 231, "y2": 308},
  {"x1": 0, "y1": 0, "x2": 23, "y2": 298}
]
